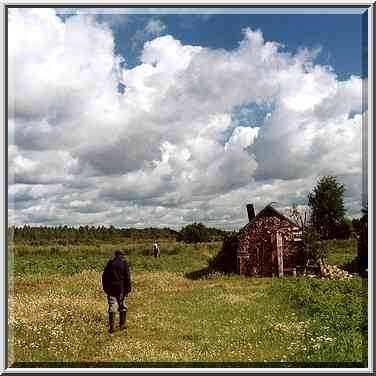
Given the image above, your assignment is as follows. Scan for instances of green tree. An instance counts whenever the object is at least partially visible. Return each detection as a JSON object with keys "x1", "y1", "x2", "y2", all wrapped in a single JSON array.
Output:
[
  {"x1": 308, "y1": 175, "x2": 345, "y2": 239},
  {"x1": 177, "y1": 223, "x2": 210, "y2": 243}
]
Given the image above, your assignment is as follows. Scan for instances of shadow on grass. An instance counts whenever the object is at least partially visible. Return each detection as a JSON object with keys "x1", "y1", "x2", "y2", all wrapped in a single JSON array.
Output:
[
  {"x1": 184, "y1": 266, "x2": 214, "y2": 280},
  {"x1": 342, "y1": 256, "x2": 368, "y2": 277},
  {"x1": 185, "y1": 233, "x2": 239, "y2": 280},
  {"x1": 184, "y1": 261, "x2": 237, "y2": 280}
]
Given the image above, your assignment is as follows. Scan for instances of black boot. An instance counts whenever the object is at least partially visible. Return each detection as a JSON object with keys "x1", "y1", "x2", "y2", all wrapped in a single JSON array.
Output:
[
  {"x1": 108, "y1": 312, "x2": 116, "y2": 334},
  {"x1": 120, "y1": 310, "x2": 127, "y2": 333}
]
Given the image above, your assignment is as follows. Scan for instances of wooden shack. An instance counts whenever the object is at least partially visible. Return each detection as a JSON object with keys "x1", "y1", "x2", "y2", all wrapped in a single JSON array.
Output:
[{"x1": 237, "y1": 204, "x2": 303, "y2": 277}]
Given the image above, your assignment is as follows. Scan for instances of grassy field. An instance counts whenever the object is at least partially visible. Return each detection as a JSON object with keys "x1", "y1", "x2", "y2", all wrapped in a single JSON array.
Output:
[{"x1": 8, "y1": 239, "x2": 367, "y2": 368}]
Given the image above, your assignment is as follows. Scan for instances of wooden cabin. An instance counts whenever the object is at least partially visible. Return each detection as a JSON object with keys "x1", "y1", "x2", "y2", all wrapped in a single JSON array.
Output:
[{"x1": 237, "y1": 204, "x2": 303, "y2": 277}]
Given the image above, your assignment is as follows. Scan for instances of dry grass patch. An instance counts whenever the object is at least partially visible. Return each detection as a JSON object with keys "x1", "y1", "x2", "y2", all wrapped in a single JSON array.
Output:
[
  {"x1": 11, "y1": 269, "x2": 266, "y2": 364},
  {"x1": 10, "y1": 249, "x2": 366, "y2": 366}
]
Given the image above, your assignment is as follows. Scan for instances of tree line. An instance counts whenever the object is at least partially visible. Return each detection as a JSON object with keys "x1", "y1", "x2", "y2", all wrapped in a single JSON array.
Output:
[
  {"x1": 8, "y1": 223, "x2": 229, "y2": 244},
  {"x1": 9, "y1": 225, "x2": 177, "y2": 244}
]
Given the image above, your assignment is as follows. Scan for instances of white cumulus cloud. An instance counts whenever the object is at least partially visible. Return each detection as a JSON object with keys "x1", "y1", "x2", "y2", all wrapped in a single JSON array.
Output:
[
  {"x1": 145, "y1": 19, "x2": 166, "y2": 35},
  {"x1": 8, "y1": 9, "x2": 365, "y2": 227}
]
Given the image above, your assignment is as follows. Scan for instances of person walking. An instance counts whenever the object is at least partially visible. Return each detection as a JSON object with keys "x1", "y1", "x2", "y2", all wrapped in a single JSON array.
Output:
[
  {"x1": 102, "y1": 250, "x2": 132, "y2": 335},
  {"x1": 153, "y1": 242, "x2": 160, "y2": 257}
]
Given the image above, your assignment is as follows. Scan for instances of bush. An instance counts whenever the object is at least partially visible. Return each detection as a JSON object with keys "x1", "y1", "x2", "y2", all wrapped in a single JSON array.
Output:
[
  {"x1": 208, "y1": 232, "x2": 238, "y2": 273},
  {"x1": 302, "y1": 226, "x2": 327, "y2": 268}
]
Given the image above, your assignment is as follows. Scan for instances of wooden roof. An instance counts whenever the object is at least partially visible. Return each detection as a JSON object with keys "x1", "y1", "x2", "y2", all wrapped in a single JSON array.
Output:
[{"x1": 248, "y1": 204, "x2": 300, "y2": 228}]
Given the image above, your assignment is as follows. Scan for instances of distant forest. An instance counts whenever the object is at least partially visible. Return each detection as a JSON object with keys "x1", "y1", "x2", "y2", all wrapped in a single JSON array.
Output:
[{"x1": 8, "y1": 224, "x2": 229, "y2": 244}]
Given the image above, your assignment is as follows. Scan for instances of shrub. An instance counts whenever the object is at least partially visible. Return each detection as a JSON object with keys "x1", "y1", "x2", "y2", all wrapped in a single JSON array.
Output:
[
  {"x1": 302, "y1": 226, "x2": 327, "y2": 268},
  {"x1": 208, "y1": 232, "x2": 238, "y2": 273}
]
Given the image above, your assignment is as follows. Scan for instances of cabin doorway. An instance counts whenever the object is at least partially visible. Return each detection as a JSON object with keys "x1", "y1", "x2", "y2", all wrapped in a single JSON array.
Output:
[
  {"x1": 253, "y1": 235, "x2": 274, "y2": 277},
  {"x1": 251, "y1": 232, "x2": 283, "y2": 277}
]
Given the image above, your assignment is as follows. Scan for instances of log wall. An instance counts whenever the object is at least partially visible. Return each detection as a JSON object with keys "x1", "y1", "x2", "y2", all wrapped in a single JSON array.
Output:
[{"x1": 237, "y1": 214, "x2": 303, "y2": 277}]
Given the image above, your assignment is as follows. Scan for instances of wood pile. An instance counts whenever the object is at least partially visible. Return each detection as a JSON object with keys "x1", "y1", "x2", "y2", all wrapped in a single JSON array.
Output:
[
  {"x1": 238, "y1": 214, "x2": 303, "y2": 277},
  {"x1": 320, "y1": 264, "x2": 353, "y2": 280}
]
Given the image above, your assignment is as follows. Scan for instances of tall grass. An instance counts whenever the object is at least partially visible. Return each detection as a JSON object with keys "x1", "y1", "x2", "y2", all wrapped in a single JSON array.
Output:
[
  {"x1": 323, "y1": 239, "x2": 357, "y2": 266},
  {"x1": 12, "y1": 241, "x2": 222, "y2": 276},
  {"x1": 11, "y1": 240, "x2": 221, "y2": 257},
  {"x1": 267, "y1": 277, "x2": 367, "y2": 364},
  {"x1": 9, "y1": 239, "x2": 367, "y2": 367}
]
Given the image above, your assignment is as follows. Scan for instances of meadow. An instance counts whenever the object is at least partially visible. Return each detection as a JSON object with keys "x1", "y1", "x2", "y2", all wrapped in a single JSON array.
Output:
[{"x1": 8, "y1": 239, "x2": 367, "y2": 368}]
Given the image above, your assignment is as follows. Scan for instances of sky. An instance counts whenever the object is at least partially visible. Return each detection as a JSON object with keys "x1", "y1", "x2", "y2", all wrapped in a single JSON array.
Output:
[{"x1": 8, "y1": 7, "x2": 368, "y2": 229}]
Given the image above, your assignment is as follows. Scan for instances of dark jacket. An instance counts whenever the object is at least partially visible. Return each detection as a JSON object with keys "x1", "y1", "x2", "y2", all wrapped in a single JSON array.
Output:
[{"x1": 102, "y1": 256, "x2": 132, "y2": 297}]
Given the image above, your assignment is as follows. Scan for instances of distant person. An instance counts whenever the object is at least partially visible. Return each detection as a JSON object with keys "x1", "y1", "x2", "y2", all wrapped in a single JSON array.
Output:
[
  {"x1": 102, "y1": 250, "x2": 132, "y2": 335},
  {"x1": 153, "y1": 242, "x2": 160, "y2": 257}
]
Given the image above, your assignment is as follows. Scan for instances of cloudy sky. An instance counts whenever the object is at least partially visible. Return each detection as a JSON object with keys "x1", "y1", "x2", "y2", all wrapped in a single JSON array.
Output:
[{"x1": 8, "y1": 8, "x2": 368, "y2": 229}]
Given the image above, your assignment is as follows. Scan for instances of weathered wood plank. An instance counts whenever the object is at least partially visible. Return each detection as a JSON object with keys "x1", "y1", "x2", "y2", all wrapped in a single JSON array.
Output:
[
  {"x1": 237, "y1": 208, "x2": 303, "y2": 277},
  {"x1": 276, "y1": 231, "x2": 283, "y2": 277}
]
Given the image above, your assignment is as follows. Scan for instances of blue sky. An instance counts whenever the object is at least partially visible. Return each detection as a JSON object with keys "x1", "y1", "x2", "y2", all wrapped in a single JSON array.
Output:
[
  {"x1": 103, "y1": 12, "x2": 367, "y2": 80},
  {"x1": 57, "y1": 9, "x2": 367, "y2": 79},
  {"x1": 9, "y1": 8, "x2": 368, "y2": 228}
]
